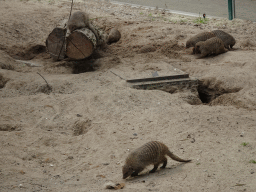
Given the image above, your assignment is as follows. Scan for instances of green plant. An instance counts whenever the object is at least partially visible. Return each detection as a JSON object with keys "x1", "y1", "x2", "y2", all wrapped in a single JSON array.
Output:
[
  {"x1": 249, "y1": 160, "x2": 256, "y2": 164},
  {"x1": 193, "y1": 17, "x2": 209, "y2": 24},
  {"x1": 196, "y1": 163, "x2": 200, "y2": 165},
  {"x1": 241, "y1": 142, "x2": 249, "y2": 146},
  {"x1": 148, "y1": 13, "x2": 152, "y2": 17},
  {"x1": 140, "y1": 12, "x2": 144, "y2": 15}
]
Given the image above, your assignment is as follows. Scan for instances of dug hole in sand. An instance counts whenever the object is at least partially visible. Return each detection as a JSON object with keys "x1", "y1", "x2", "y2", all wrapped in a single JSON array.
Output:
[{"x1": 0, "y1": 0, "x2": 256, "y2": 191}]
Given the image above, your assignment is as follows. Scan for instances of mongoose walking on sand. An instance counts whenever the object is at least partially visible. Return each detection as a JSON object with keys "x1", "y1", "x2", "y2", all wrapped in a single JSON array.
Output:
[
  {"x1": 67, "y1": 11, "x2": 99, "y2": 43},
  {"x1": 186, "y1": 32, "x2": 216, "y2": 54},
  {"x1": 122, "y1": 141, "x2": 191, "y2": 179},
  {"x1": 195, "y1": 37, "x2": 226, "y2": 58},
  {"x1": 211, "y1": 30, "x2": 236, "y2": 49}
]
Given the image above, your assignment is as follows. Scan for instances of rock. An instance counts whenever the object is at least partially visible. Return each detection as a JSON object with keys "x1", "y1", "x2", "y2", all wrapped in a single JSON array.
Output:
[{"x1": 108, "y1": 28, "x2": 121, "y2": 44}]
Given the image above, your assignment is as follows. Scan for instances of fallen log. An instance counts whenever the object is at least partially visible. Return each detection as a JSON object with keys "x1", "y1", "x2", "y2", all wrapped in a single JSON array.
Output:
[
  {"x1": 45, "y1": 28, "x2": 66, "y2": 61},
  {"x1": 46, "y1": 23, "x2": 107, "y2": 60},
  {"x1": 66, "y1": 28, "x2": 97, "y2": 60}
]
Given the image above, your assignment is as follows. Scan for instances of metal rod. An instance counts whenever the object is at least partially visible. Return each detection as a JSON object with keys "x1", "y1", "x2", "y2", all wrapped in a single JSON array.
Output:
[
  {"x1": 228, "y1": 0, "x2": 233, "y2": 20},
  {"x1": 126, "y1": 74, "x2": 189, "y2": 83},
  {"x1": 233, "y1": 0, "x2": 236, "y2": 18}
]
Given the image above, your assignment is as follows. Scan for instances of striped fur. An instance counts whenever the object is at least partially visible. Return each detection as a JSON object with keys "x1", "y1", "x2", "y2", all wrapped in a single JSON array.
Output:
[
  {"x1": 195, "y1": 37, "x2": 226, "y2": 58},
  {"x1": 67, "y1": 11, "x2": 99, "y2": 42},
  {"x1": 186, "y1": 32, "x2": 216, "y2": 53},
  {"x1": 122, "y1": 141, "x2": 191, "y2": 179},
  {"x1": 211, "y1": 30, "x2": 236, "y2": 49}
]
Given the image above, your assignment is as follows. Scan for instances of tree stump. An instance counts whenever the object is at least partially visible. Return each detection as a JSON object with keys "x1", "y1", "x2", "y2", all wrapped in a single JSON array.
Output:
[
  {"x1": 45, "y1": 28, "x2": 66, "y2": 61},
  {"x1": 66, "y1": 28, "x2": 97, "y2": 60}
]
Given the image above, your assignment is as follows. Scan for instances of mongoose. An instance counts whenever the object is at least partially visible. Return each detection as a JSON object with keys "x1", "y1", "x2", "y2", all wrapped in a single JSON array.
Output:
[
  {"x1": 195, "y1": 37, "x2": 226, "y2": 58},
  {"x1": 67, "y1": 11, "x2": 99, "y2": 43},
  {"x1": 122, "y1": 141, "x2": 191, "y2": 179},
  {"x1": 211, "y1": 30, "x2": 236, "y2": 49},
  {"x1": 186, "y1": 32, "x2": 216, "y2": 54}
]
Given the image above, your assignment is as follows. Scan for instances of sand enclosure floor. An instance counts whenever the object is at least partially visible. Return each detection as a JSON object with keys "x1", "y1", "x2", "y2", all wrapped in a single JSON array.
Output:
[{"x1": 0, "y1": 0, "x2": 256, "y2": 191}]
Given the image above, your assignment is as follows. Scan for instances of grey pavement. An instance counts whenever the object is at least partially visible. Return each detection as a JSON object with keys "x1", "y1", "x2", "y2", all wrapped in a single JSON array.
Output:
[{"x1": 111, "y1": 0, "x2": 256, "y2": 22}]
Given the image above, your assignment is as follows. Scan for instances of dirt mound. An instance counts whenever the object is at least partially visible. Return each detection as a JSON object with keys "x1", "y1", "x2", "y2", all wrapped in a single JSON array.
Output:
[
  {"x1": 0, "y1": 123, "x2": 23, "y2": 132},
  {"x1": 197, "y1": 77, "x2": 242, "y2": 103},
  {"x1": 210, "y1": 88, "x2": 256, "y2": 110},
  {"x1": 158, "y1": 40, "x2": 184, "y2": 59},
  {"x1": 239, "y1": 38, "x2": 256, "y2": 50},
  {"x1": 0, "y1": 50, "x2": 17, "y2": 70},
  {"x1": 2, "y1": 80, "x2": 74, "y2": 97},
  {"x1": 0, "y1": 73, "x2": 9, "y2": 88}
]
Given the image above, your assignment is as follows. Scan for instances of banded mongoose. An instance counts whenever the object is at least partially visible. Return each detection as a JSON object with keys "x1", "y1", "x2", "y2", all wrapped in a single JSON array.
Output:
[
  {"x1": 186, "y1": 32, "x2": 216, "y2": 54},
  {"x1": 211, "y1": 30, "x2": 236, "y2": 49},
  {"x1": 122, "y1": 141, "x2": 191, "y2": 179},
  {"x1": 67, "y1": 11, "x2": 99, "y2": 43},
  {"x1": 195, "y1": 37, "x2": 226, "y2": 58}
]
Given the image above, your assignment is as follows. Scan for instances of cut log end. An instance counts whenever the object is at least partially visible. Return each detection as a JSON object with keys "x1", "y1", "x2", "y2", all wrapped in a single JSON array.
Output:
[
  {"x1": 66, "y1": 28, "x2": 97, "y2": 60},
  {"x1": 46, "y1": 28, "x2": 66, "y2": 61}
]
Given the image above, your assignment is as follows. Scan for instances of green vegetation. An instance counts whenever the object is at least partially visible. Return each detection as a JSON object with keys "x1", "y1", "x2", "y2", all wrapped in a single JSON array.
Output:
[
  {"x1": 241, "y1": 142, "x2": 249, "y2": 146},
  {"x1": 140, "y1": 12, "x2": 144, "y2": 15},
  {"x1": 249, "y1": 160, "x2": 256, "y2": 164},
  {"x1": 193, "y1": 17, "x2": 209, "y2": 24}
]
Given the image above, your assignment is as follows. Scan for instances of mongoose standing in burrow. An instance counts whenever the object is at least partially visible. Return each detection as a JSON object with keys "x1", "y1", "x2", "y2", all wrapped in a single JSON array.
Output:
[
  {"x1": 186, "y1": 32, "x2": 216, "y2": 54},
  {"x1": 195, "y1": 37, "x2": 226, "y2": 58},
  {"x1": 211, "y1": 30, "x2": 236, "y2": 49},
  {"x1": 122, "y1": 141, "x2": 191, "y2": 179},
  {"x1": 67, "y1": 11, "x2": 99, "y2": 43}
]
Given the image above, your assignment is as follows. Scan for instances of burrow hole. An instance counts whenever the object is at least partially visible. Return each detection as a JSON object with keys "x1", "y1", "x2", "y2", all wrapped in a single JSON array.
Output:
[{"x1": 197, "y1": 79, "x2": 241, "y2": 104}]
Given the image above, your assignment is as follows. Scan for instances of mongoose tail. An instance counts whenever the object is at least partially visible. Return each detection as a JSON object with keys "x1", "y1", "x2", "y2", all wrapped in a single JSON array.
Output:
[{"x1": 167, "y1": 150, "x2": 191, "y2": 162}]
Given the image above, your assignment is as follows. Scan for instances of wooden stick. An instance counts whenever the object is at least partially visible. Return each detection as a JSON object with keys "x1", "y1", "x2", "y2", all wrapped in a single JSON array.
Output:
[
  {"x1": 57, "y1": 0, "x2": 74, "y2": 60},
  {"x1": 37, "y1": 72, "x2": 51, "y2": 88}
]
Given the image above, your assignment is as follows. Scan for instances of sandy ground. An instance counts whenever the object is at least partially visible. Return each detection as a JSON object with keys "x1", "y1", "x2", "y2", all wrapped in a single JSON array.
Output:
[{"x1": 0, "y1": 0, "x2": 256, "y2": 191}]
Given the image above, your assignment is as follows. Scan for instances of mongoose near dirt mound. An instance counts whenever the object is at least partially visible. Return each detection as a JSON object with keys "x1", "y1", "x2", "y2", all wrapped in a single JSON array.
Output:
[
  {"x1": 186, "y1": 32, "x2": 216, "y2": 53},
  {"x1": 211, "y1": 30, "x2": 236, "y2": 49},
  {"x1": 122, "y1": 141, "x2": 191, "y2": 179},
  {"x1": 195, "y1": 37, "x2": 226, "y2": 58},
  {"x1": 67, "y1": 11, "x2": 99, "y2": 42}
]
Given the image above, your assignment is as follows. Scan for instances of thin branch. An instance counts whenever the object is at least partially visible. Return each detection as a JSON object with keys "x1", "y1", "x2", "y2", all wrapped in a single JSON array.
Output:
[
  {"x1": 37, "y1": 72, "x2": 51, "y2": 87},
  {"x1": 57, "y1": 0, "x2": 74, "y2": 60},
  {"x1": 67, "y1": 0, "x2": 74, "y2": 23},
  {"x1": 110, "y1": 71, "x2": 125, "y2": 80}
]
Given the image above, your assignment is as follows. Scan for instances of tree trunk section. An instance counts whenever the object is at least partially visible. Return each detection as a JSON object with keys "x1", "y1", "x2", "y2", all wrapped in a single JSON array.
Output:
[
  {"x1": 66, "y1": 28, "x2": 97, "y2": 60},
  {"x1": 45, "y1": 28, "x2": 66, "y2": 61}
]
